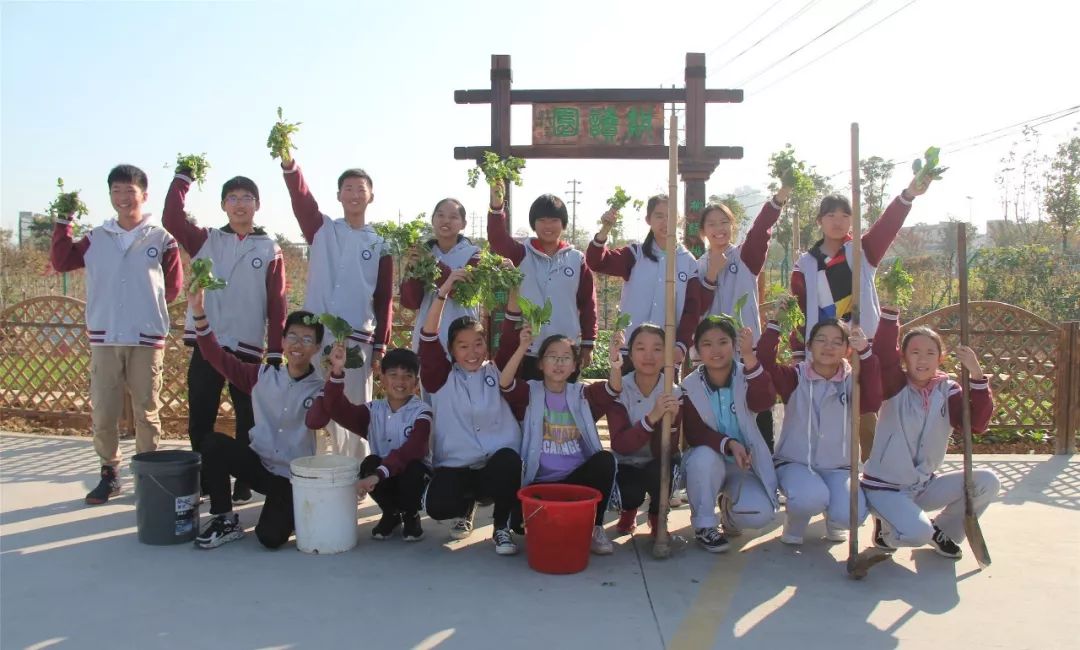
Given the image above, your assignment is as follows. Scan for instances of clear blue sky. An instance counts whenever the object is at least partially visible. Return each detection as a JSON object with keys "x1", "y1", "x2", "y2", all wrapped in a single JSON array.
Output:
[{"x1": 2, "y1": 0, "x2": 1076, "y2": 245}]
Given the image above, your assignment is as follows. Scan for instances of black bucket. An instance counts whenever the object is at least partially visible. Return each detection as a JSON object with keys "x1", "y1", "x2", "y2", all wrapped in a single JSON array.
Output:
[{"x1": 130, "y1": 450, "x2": 202, "y2": 545}]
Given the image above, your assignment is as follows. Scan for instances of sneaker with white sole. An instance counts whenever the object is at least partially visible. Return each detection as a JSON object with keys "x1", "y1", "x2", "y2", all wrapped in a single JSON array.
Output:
[
  {"x1": 695, "y1": 526, "x2": 730, "y2": 553},
  {"x1": 492, "y1": 528, "x2": 518, "y2": 555},
  {"x1": 195, "y1": 513, "x2": 244, "y2": 549},
  {"x1": 872, "y1": 518, "x2": 896, "y2": 552},
  {"x1": 402, "y1": 512, "x2": 424, "y2": 542},
  {"x1": 824, "y1": 520, "x2": 848, "y2": 542},
  {"x1": 930, "y1": 525, "x2": 962, "y2": 559},
  {"x1": 590, "y1": 525, "x2": 614, "y2": 555},
  {"x1": 371, "y1": 511, "x2": 402, "y2": 540},
  {"x1": 448, "y1": 503, "x2": 476, "y2": 541},
  {"x1": 719, "y1": 494, "x2": 742, "y2": 537}
]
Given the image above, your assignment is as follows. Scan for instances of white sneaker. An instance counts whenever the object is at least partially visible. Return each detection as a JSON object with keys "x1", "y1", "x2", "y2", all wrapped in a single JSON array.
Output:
[
  {"x1": 590, "y1": 525, "x2": 614, "y2": 555},
  {"x1": 448, "y1": 503, "x2": 476, "y2": 541},
  {"x1": 780, "y1": 517, "x2": 803, "y2": 545},
  {"x1": 492, "y1": 528, "x2": 518, "y2": 555},
  {"x1": 824, "y1": 520, "x2": 848, "y2": 543},
  {"x1": 719, "y1": 494, "x2": 742, "y2": 537}
]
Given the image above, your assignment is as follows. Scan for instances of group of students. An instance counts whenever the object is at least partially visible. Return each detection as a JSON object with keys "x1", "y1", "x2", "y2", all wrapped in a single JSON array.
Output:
[{"x1": 52, "y1": 155, "x2": 1000, "y2": 562}]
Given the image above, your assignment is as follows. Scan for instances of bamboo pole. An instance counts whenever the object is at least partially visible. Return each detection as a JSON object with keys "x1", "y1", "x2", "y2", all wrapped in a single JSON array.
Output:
[
  {"x1": 652, "y1": 113, "x2": 679, "y2": 559},
  {"x1": 846, "y1": 123, "x2": 864, "y2": 577}
]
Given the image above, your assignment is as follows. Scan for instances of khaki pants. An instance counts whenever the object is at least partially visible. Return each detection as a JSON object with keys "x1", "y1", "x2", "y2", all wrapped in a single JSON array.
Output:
[{"x1": 90, "y1": 345, "x2": 164, "y2": 467}]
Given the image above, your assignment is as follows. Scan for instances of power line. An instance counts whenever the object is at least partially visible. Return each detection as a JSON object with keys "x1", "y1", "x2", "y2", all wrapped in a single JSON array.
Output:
[
  {"x1": 713, "y1": 0, "x2": 824, "y2": 74},
  {"x1": 736, "y1": 0, "x2": 882, "y2": 87},
  {"x1": 704, "y1": 0, "x2": 786, "y2": 58},
  {"x1": 747, "y1": 0, "x2": 919, "y2": 96}
]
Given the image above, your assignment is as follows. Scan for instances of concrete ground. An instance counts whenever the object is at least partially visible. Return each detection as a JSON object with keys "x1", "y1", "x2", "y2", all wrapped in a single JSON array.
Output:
[{"x1": 1, "y1": 431, "x2": 1077, "y2": 650}]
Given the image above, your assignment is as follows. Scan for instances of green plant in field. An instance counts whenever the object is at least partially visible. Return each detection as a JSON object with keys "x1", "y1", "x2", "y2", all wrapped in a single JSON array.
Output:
[
  {"x1": 47, "y1": 178, "x2": 89, "y2": 220},
  {"x1": 267, "y1": 107, "x2": 302, "y2": 162},
  {"x1": 170, "y1": 153, "x2": 210, "y2": 188},
  {"x1": 466, "y1": 151, "x2": 526, "y2": 189},
  {"x1": 453, "y1": 247, "x2": 524, "y2": 310}
]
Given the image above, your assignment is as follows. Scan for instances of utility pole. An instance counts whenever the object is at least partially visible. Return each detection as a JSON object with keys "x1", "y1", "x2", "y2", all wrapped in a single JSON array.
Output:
[{"x1": 566, "y1": 179, "x2": 583, "y2": 243}]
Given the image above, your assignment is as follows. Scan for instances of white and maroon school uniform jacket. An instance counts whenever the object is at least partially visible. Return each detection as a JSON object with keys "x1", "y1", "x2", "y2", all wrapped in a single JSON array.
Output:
[
  {"x1": 51, "y1": 215, "x2": 183, "y2": 348},
  {"x1": 194, "y1": 322, "x2": 330, "y2": 478},
  {"x1": 399, "y1": 236, "x2": 480, "y2": 352},
  {"x1": 318, "y1": 375, "x2": 432, "y2": 478},
  {"x1": 282, "y1": 161, "x2": 393, "y2": 352},
  {"x1": 163, "y1": 174, "x2": 286, "y2": 362},
  {"x1": 419, "y1": 330, "x2": 522, "y2": 469},
  {"x1": 488, "y1": 209, "x2": 597, "y2": 353},
  {"x1": 861, "y1": 310, "x2": 993, "y2": 492},
  {"x1": 681, "y1": 363, "x2": 780, "y2": 509},
  {"x1": 586, "y1": 237, "x2": 711, "y2": 356},
  {"x1": 697, "y1": 198, "x2": 781, "y2": 344},
  {"x1": 758, "y1": 322, "x2": 882, "y2": 471},
  {"x1": 611, "y1": 372, "x2": 683, "y2": 468}
]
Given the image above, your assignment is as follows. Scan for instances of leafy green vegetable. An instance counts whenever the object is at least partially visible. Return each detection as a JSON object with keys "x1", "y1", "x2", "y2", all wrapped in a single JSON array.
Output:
[
  {"x1": 466, "y1": 151, "x2": 526, "y2": 189},
  {"x1": 304, "y1": 313, "x2": 364, "y2": 368},
  {"x1": 453, "y1": 247, "x2": 524, "y2": 310},
  {"x1": 769, "y1": 146, "x2": 806, "y2": 189},
  {"x1": 517, "y1": 296, "x2": 553, "y2": 336},
  {"x1": 878, "y1": 257, "x2": 915, "y2": 308},
  {"x1": 267, "y1": 106, "x2": 302, "y2": 162},
  {"x1": 190, "y1": 258, "x2": 227, "y2": 291},
  {"x1": 730, "y1": 293, "x2": 750, "y2": 330},
  {"x1": 606, "y1": 186, "x2": 636, "y2": 212},
  {"x1": 614, "y1": 311, "x2": 632, "y2": 331},
  {"x1": 404, "y1": 249, "x2": 442, "y2": 292},
  {"x1": 373, "y1": 218, "x2": 432, "y2": 258},
  {"x1": 47, "y1": 178, "x2": 89, "y2": 220},
  {"x1": 171, "y1": 153, "x2": 211, "y2": 188},
  {"x1": 776, "y1": 295, "x2": 805, "y2": 344},
  {"x1": 911, "y1": 146, "x2": 948, "y2": 182}
]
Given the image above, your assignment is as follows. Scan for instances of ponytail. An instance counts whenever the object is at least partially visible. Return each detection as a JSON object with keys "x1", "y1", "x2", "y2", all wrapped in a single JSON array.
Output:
[{"x1": 642, "y1": 194, "x2": 668, "y2": 263}]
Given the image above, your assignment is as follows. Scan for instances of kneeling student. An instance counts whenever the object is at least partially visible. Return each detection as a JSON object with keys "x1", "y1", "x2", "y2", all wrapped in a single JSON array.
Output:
[
  {"x1": 189, "y1": 287, "x2": 330, "y2": 549},
  {"x1": 321, "y1": 344, "x2": 432, "y2": 542}
]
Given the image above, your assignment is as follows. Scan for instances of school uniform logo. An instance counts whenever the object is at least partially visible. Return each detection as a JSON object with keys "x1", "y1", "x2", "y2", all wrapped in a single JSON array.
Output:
[
  {"x1": 730, "y1": 403, "x2": 737, "y2": 414},
  {"x1": 403, "y1": 425, "x2": 413, "y2": 439},
  {"x1": 678, "y1": 271, "x2": 688, "y2": 282},
  {"x1": 838, "y1": 392, "x2": 848, "y2": 406},
  {"x1": 728, "y1": 262, "x2": 738, "y2": 274},
  {"x1": 361, "y1": 249, "x2": 373, "y2": 261},
  {"x1": 251, "y1": 257, "x2": 264, "y2": 269},
  {"x1": 485, "y1": 375, "x2": 497, "y2": 387},
  {"x1": 563, "y1": 266, "x2": 575, "y2": 277},
  {"x1": 146, "y1": 247, "x2": 159, "y2": 259},
  {"x1": 303, "y1": 397, "x2": 314, "y2": 409}
]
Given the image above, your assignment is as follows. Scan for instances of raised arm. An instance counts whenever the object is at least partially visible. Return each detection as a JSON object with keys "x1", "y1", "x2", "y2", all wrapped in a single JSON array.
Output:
[
  {"x1": 161, "y1": 236, "x2": 183, "y2": 303},
  {"x1": 161, "y1": 173, "x2": 209, "y2": 255},
  {"x1": 281, "y1": 159, "x2": 326, "y2": 244},
  {"x1": 264, "y1": 246, "x2": 287, "y2": 364},
  {"x1": 498, "y1": 310, "x2": 530, "y2": 387},
  {"x1": 862, "y1": 176, "x2": 930, "y2": 267},
  {"x1": 874, "y1": 309, "x2": 907, "y2": 400},
  {"x1": 738, "y1": 326, "x2": 776, "y2": 413},
  {"x1": 577, "y1": 263, "x2": 597, "y2": 351},
  {"x1": 950, "y1": 345, "x2": 993, "y2": 433},
  {"x1": 418, "y1": 270, "x2": 462, "y2": 394},
  {"x1": 848, "y1": 326, "x2": 881, "y2": 414},
  {"x1": 586, "y1": 209, "x2": 636, "y2": 279},
  {"x1": 758, "y1": 321, "x2": 799, "y2": 402},
  {"x1": 740, "y1": 193, "x2": 785, "y2": 275},
  {"x1": 50, "y1": 217, "x2": 89, "y2": 272},
  {"x1": 320, "y1": 358, "x2": 372, "y2": 436}
]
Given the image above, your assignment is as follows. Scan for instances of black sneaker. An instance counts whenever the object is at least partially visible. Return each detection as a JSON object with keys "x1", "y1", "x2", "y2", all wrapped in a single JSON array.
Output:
[
  {"x1": 694, "y1": 527, "x2": 730, "y2": 553},
  {"x1": 492, "y1": 528, "x2": 518, "y2": 556},
  {"x1": 232, "y1": 481, "x2": 253, "y2": 505},
  {"x1": 195, "y1": 513, "x2": 244, "y2": 549},
  {"x1": 931, "y1": 525, "x2": 962, "y2": 559},
  {"x1": 85, "y1": 466, "x2": 121, "y2": 505},
  {"x1": 402, "y1": 512, "x2": 424, "y2": 542},
  {"x1": 371, "y1": 511, "x2": 402, "y2": 540},
  {"x1": 872, "y1": 518, "x2": 897, "y2": 552}
]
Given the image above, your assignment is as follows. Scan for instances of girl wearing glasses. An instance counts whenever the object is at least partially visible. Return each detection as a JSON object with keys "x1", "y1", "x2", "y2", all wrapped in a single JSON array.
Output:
[
  {"x1": 498, "y1": 286, "x2": 631, "y2": 556},
  {"x1": 681, "y1": 316, "x2": 778, "y2": 553},
  {"x1": 757, "y1": 318, "x2": 881, "y2": 547}
]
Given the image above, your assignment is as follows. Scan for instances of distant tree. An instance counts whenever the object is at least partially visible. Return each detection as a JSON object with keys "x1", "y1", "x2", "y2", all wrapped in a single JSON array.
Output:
[{"x1": 1043, "y1": 134, "x2": 1080, "y2": 252}]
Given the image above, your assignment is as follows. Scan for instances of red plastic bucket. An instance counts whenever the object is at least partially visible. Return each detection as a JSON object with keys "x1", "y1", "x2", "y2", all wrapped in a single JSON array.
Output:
[{"x1": 518, "y1": 483, "x2": 602, "y2": 575}]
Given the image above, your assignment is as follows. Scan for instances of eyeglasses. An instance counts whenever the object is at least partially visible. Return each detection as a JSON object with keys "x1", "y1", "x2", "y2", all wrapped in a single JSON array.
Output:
[
  {"x1": 285, "y1": 333, "x2": 316, "y2": 346},
  {"x1": 542, "y1": 355, "x2": 575, "y2": 366},
  {"x1": 224, "y1": 196, "x2": 257, "y2": 205}
]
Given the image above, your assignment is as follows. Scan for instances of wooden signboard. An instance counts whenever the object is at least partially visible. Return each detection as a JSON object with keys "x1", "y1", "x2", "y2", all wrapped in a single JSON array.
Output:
[{"x1": 533, "y1": 102, "x2": 664, "y2": 146}]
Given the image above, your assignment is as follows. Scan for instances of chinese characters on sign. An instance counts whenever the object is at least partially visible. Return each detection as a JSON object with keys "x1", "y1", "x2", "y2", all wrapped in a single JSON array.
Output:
[{"x1": 533, "y1": 103, "x2": 664, "y2": 146}]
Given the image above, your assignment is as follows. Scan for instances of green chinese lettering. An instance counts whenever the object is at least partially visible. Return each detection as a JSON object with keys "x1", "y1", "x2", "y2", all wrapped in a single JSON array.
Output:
[
  {"x1": 626, "y1": 106, "x2": 654, "y2": 141},
  {"x1": 553, "y1": 107, "x2": 580, "y2": 137},
  {"x1": 689, "y1": 200, "x2": 705, "y2": 212},
  {"x1": 589, "y1": 106, "x2": 619, "y2": 143}
]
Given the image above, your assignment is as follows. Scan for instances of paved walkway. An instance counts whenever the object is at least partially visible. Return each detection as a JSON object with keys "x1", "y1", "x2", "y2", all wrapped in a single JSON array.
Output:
[{"x1": 1, "y1": 432, "x2": 1077, "y2": 650}]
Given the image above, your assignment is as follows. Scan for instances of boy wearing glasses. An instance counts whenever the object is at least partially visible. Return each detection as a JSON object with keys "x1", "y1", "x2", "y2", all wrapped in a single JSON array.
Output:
[
  {"x1": 163, "y1": 167, "x2": 287, "y2": 503},
  {"x1": 187, "y1": 286, "x2": 331, "y2": 549}
]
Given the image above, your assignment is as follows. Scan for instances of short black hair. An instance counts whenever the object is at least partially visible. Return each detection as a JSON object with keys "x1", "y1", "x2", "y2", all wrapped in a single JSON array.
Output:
[
  {"x1": 285, "y1": 310, "x2": 323, "y2": 344},
  {"x1": 817, "y1": 194, "x2": 852, "y2": 219},
  {"x1": 107, "y1": 164, "x2": 148, "y2": 192},
  {"x1": 537, "y1": 334, "x2": 579, "y2": 367},
  {"x1": 448, "y1": 315, "x2": 485, "y2": 348},
  {"x1": 432, "y1": 197, "x2": 466, "y2": 221},
  {"x1": 628, "y1": 323, "x2": 665, "y2": 349},
  {"x1": 807, "y1": 318, "x2": 850, "y2": 346},
  {"x1": 380, "y1": 348, "x2": 419, "y2": 375},
  {"x1": 221, "y1": 176, "x2": 260, "y2": 202},
  {"x1": 694, "y1": 314, "x2": 737, "y2": 350},
  {"x1": 338, "y1": 168, "x2": 373, "y2": 191},
  {"x1": 528, "y1": 194, "x2": 568, "y2": 230}
]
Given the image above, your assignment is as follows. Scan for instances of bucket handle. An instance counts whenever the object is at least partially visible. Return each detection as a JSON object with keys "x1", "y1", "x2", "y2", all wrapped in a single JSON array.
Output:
[
  {"x1": 522, "y1": 504, "x2": 546, "y2": 526},
  {"x1": 144, "y1": 473, "x2": 189, "y2": 501}
]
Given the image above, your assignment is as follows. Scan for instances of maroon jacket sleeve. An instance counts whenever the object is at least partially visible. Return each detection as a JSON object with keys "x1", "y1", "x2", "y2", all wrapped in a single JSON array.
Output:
[
  {"x1": 264, "y1": 249, "x2": 286, "y2": 361},
  {"x1": 744, "y1": 362, "x2": 776, "y2": 413},
  {"x1": 281, "y1": 160, "x2": 326, "y2": 245},
  {"x1": 682, "y1": 399, "x2": 732, "y2": 458},
  {"x1": 50, "y1": 219, "x2": 89, "y2": 272},
  {"x1": 789, "y1": 270, "x2": 807, "y2": 357},
  {"x1": 676, "y1": 278, "x2": 709, "y2": 353},
  {"x1": 162, "y1": 237, "x2": 184, "y2": 303},
  {"x1": 585, "y1": 240, "x2": 636, "y2": 279},
  {"x1": 495, "y1": 310, "x2": 522, "y2": 372},
  {"x1": 583, "y1": 380, "x2": 619, "y2": 421},
  {"x1": 874, "y1": 309, "x2": 907, "y2": 400},
  {"x1": 949, "y1": 378, "x2": 993, "y2": 433},
  {"x1": 759, "y1": 322, "x2": 799, "y2": 403},
  {"x1": 855, "y1": 347, "x2": 882, "y2": 414},
  {"x1": 499, "y1": 378, "x2": 529, "y2": 420},
  {"x1": 194, "y1": 322, "x2": 260, "y2": 393},
  {"x1": 418, "y1": 329, "x2": 453, "y2": 394},
  {"x1": 740, "y1": 198, "x2": 781, "y2": 274},
  {"x1": 379, "y1": 410, "x2": 433, "y2": 478},
  {"x1": 321, "y1": 375, "x2": 371, "y2": 437},
  {"x1": 161, "y1": 174, "x2": 209, "y2": 255},
  {"x1": 305, "y1": 387, "x2": 332, "y2": 430},
  {"x1": 577, "y1": 263, "x2": 598, "y2": 348},
  {"x1": 486, "y1": 209, "x2": 526, "y2": 265},
  {"x1": 372, "y1": 254, "x2": 393, "y2": 351},
  {"x1": 862, "y1": 194, "x2": 914, "y2": 268},
  {"x1": 399, "y1": 269, "x2": 429, "y2": 310}
]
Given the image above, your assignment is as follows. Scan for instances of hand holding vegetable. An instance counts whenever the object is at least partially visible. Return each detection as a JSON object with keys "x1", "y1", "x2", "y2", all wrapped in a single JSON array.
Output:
[
  {"x1": 467, "y1": 151, "x2": 525, "y2": 189},
  {"x1": 47, "y1": 178, "x2": 89, "y2": 221},
  {"x1": 516, "y1": 296, "x2": 553, "y2": 338},
  {"x1": 329, "y1": 342, "x2": 348, "y2": 375},
  {"x1": 267, "y1": 106, "x2": 302, "y2": 163},
  {"x1": 190, "y1": 258, "x2": 228, "y2": 291},
  {"x1": 440, "y1": 268, "x2": 469, "y2": 298},
  {"x1": 171, "y1": 153, "x2": 210, "y2": 188},
  {"x1": 517, "y1": 324, "x2": 534, "y2": 354},
  {"x1": 909, "y1": 146, "x2": 946, "y2": 196},
  {"x1": 848, "y1": 326, "x2": 868, "y2": 356},
  {"x1": 609, "y1": 330, "x2": 625, "y2": 365},
  {"x1": 305, "y1": 313, "x2": 364, "y2": 369},
  {"x1": 490, "y1": 178, "x2": 506, "y2": 211},
  {"x1": 737, "y1": 326, "x2": 756, "y2": 366},
  {"x1": 187, "y1": 285, "x2": 205, "y2": 316}
]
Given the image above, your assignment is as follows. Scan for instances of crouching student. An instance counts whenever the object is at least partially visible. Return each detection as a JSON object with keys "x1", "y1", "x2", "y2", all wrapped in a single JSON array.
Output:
[
  {"x1": 681, "y1": 316, "x2": 778, "y2": 553},
  {"x1": 419, "y1": 268, "x2": 524, "y2": 555},
  {"x1": 498, "y1": 286, "x2": 630, "y2": 555},
  {"x1": 320, "y1": 345, "x2": 432, "y2": 542},
  {"x1": 758, "y1": 318, "x2": 881, "y2": 546},
  {"x1": 607, "y1": 323, "x2": 682, "y2": 537},
  {"x1": 188, "y1": 287, "x2": 330, "y2": 549},
  {"x1": 862, "y1": 309, "x2": 998, "y2": 559}
]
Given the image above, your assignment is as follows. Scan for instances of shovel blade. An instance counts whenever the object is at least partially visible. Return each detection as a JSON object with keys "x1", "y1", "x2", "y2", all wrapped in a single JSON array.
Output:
[{"x1": 964, "y1": 515, "x2": 992, "y2": 569}]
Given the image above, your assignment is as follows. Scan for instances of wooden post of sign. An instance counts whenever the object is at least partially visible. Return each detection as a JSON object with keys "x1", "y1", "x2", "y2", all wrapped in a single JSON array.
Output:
[
  {"x1": 847, "y1": 123, "x2": 865, "y2": 578},
  {"x1": 653, "y1": 113, "x2": 679, "y2": 560},
  {"x1": 490, "y1": 55, "x2": 513, "y2": 229},
  {"x1": 683, "y1": 53, "x2": 708, "y2": 255}
]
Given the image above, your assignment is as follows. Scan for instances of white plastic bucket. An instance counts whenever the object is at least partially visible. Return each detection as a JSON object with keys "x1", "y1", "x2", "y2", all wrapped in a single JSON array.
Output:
[{"x1": 290, "y1": 455, "x2": 360, "y2": 554}]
